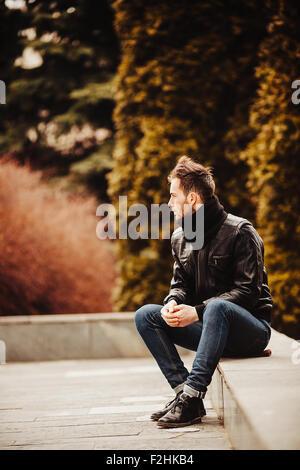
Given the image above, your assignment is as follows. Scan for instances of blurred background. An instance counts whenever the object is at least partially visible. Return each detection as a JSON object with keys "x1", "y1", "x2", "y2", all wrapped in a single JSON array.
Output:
[{"x1": 0, "y1": 0, "x2": 299, "y2": 339}]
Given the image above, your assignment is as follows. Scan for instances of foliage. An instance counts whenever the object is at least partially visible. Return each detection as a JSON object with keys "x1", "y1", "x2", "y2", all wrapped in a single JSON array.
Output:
[
  {"x1": 241, "y1": 0, "x2": 300, "y2": 337},
  {"x1": 1, "y1": 0, "x2": 299, "y2": 337},
  {"x1": 0, "y1": 159, "x2": 116, "y2": 315},
  {"x1": 0, "y1": 0, "x2": 119, "y2": 201}
]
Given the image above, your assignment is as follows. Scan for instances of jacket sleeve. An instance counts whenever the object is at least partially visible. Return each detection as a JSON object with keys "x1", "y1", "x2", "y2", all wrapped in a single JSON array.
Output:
[
  {"x1": 163, "y1": 246, "x2": 194, "y2": 306},
  {"x1": 201, "y1": 225, "x2": 264, "y2": 313}
]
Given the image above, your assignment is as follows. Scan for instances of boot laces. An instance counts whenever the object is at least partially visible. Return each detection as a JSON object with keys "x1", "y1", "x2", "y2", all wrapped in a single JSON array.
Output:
[
  {"x1": 171, "y1": 395, "x2": 190, "y2": 414},
  {"x1": 165, "y1": 391, "x2": 181, "y2": 409}
]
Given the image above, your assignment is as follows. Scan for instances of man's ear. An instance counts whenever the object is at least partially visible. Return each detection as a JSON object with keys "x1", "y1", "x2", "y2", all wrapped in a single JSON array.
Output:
[{"x1": 188, "y1": 191, "x2": 197, "y2": 206}]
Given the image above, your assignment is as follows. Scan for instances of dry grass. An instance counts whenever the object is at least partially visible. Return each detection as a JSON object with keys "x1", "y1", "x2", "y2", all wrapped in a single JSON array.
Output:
[{"x1": 0, "y1": 159, "x2": 117, "y2": 315}]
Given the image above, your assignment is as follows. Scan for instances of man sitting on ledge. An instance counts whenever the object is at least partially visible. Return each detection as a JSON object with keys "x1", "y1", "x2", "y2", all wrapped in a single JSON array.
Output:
[{"x1": 135, "y1": 155, "x2": 273, "y2": 429}]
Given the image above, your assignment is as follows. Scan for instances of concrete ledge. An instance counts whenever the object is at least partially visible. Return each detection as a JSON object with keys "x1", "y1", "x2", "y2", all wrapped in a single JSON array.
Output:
[
  {"x1": 209, "y1": 329, "x2": 300, "y2": 450},
  {"x1": 0, "y1": 312, "x2": 190, "y2": 362}
]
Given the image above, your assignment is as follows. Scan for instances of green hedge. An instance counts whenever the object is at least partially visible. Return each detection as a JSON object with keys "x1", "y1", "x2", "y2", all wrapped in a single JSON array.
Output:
[{"x1": 241, "y1": 0, "x2": 300, "y2": 337}]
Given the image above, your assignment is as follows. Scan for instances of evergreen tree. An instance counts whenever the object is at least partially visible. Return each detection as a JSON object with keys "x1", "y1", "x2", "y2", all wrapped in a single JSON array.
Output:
[
  {"x1": 0, "y1": 1, "x2": 27, "y2": 140},
  {"x1": 0, "y1": 0, "x2": 119, "y2": 201},
  {"x1": 241, "y1": 0, "x2": 300, "y2": 337}
]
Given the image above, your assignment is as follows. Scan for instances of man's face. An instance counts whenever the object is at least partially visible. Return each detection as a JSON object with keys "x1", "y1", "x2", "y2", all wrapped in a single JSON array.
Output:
[{"x1": 168, "y1": 177, "x2": 192, "y2": 221}]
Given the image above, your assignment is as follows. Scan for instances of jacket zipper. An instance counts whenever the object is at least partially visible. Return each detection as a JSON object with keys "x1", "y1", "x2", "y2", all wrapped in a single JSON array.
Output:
[
  {"x1": 199, "y1": 242, "x2": 211, "y2": 300},
  {"x1": 196, "y1": 249, "x2": 206, "y2": 302}
]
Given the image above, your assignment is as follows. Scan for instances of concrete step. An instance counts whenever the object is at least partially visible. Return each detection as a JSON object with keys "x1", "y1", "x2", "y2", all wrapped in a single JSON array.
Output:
[
  {"x1": 0, "y1": 312, "x2": 191, "y2": 361},
  {"x1": 209, "y1": 329, "x2": 300, "y2": 450}
]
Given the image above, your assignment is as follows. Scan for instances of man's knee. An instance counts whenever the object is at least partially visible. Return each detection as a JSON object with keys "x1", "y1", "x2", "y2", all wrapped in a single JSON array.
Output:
[{"x1": 203, "y1": 298, "x2": 229, "y2": 318}]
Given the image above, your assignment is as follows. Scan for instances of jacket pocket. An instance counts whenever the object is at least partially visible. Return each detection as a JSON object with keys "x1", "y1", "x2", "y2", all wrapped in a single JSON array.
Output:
[
  {"x1": 209, "y1": 254, "x2": 231, "y2": 270},
  {"x1": 207, "y1": 254, "x2": 232, "y2": 292}
]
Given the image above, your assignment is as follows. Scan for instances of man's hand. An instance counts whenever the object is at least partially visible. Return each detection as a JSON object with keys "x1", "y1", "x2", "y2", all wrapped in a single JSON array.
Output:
[
  {"x1": 160, "y1": 300, "x2": 179, "y2": 327},
  {"x1": 171, "y1": 304, "x2": 199, "y2": 327},
  {"x1": 161, "y1": 301, "x2": 198, "y2": 327}
]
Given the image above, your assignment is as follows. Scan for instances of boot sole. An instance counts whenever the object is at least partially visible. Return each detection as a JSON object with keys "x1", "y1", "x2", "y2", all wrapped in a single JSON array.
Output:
[
  {"x1": 152, "y1": 409, "x2": 206, "y2": 422},
  {"x1": 150, "y1": 415, "x2": 161, "y2": 421},
  {"x1": 157, "y1": 415, "x2": 204, "y2": 428}
]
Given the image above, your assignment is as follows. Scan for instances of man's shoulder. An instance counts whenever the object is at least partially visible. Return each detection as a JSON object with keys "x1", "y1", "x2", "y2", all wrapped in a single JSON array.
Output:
[
  {"x1": 223, "y1": 213, "x2": 251, "y2": 230},
  {"x1": 218, "y1": 213, "x2": 254, "y2": 236},
  {"x1": 223, "y1": 213, "x2": 263, "y2": 246},
  {"x1": 170, "y1": 213, "x2": 262, "y2": 248}
]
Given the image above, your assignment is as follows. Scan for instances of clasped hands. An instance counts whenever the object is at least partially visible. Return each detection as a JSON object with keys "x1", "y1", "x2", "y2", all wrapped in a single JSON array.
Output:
[{"x1": 160, "y1": 299, "x2": 198, "y2": 327}]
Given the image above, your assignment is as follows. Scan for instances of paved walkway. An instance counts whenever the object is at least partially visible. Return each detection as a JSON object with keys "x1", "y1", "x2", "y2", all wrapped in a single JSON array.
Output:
[{"x1": 0, "y1": 357, "x2": 231, "y2": 450}]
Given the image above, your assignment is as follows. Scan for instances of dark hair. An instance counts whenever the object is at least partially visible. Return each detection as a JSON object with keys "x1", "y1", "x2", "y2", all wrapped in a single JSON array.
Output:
[{"x1": 168, "y1": 155, "x2": 215, "y2": 203}]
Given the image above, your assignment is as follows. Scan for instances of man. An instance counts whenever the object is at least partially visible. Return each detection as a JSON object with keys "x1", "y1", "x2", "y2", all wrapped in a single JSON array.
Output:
[{"x1": 135, "y1": 155, "x2": 273, "y2": 428}]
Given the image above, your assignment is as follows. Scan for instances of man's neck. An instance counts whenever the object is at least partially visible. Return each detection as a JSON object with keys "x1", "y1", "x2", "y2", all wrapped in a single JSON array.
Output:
[{"x1": 191, "y1": 202, "x2": 204, "y2": 214}]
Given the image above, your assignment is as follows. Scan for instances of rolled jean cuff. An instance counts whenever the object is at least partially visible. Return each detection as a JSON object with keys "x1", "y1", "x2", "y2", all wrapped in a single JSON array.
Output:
[
  {"x1": 184, "y1": 383, "x2": 206, "y2": 399},
  {"x1": 173, "y1": 382, "x2": 185, "y2": 394}
]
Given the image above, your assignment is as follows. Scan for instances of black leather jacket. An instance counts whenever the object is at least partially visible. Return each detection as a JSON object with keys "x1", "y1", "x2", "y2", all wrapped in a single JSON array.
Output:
[{"x1": 163, "y1": 213, "x2": 273, "y2": 322}]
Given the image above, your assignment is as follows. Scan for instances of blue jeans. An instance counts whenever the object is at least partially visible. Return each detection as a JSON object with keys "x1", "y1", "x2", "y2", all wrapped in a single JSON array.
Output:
[{"x1": 134, "y1": 299, "x2": 271, "y2": 395}]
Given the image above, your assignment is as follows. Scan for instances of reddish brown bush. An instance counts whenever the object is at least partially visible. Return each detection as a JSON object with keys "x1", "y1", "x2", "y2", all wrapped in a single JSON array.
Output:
[{"x1": 0, "y1": 160, "x2": 117, "y2": 315}]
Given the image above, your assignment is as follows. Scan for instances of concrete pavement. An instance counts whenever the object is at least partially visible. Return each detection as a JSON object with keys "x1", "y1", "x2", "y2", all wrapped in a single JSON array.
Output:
[{"x1": 0, "y1": 356, "x2": 231, "y2": 450}]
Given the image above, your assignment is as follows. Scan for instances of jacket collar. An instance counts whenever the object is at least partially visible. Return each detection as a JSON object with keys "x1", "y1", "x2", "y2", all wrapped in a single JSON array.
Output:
[{"x1": 178, "y1": 194, "x2": 228, "y2": 248}]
